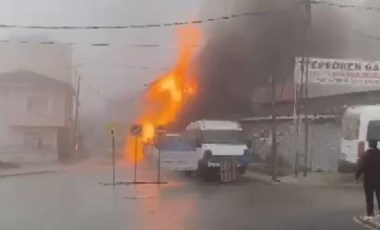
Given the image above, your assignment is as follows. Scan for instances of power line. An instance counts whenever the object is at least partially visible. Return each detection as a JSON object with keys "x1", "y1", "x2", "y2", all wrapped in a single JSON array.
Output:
[
  {"x1": 313, "y1": 1, "x2": 380, "y2": 12},
  {"x1": 81, "y1": 76, "x2": 109, "y2": 100},
  {"x1": 85, "y1": 60, "x2": 169, "y2": 71},
  {"x1": 0, "y1": 39, "x2": 200, "y2": 48},
  {"x1": 0, "y1": 9, "x2": 282, "y2": 30}
]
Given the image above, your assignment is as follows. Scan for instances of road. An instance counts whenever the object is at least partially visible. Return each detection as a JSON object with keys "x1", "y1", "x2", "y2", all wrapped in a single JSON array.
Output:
[{"x1": 0, "y1": 160, "x2": 367, "y2": 230}]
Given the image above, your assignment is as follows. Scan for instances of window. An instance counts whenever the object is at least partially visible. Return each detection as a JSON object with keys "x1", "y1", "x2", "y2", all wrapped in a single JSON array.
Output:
[
  {"x1": 27, "y1": 96, "x2": 49, "y2": 113},
  {"x1": 342, "y1": 113, "x2": 360, "y2": 140},
  {"x1": 23, "y1": 131, "x2": 43, "y2": 149},
  {"x1": 201, "y1": 130, "x2": 245, "y2": 144}
]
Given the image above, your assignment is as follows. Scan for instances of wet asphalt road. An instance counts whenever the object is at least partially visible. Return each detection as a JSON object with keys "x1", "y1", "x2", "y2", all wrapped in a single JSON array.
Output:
[{"x1": 0, "y1": 161, "x2": 367, "y2": 230}]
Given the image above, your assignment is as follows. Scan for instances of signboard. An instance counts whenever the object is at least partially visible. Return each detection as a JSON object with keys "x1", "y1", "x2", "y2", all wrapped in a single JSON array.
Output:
[
  {"x1": 107, "y1": 122, "x2": 116, "y2": 134},
  {"x1": 295, "y1": 57, "x2": 380, "y2": 86},
  {"x1": 159, "y1": 150, "x2": 201, "y2": 171},
  {"x1": 151, "y1": 134, "x2": 201, "y2": 171},
  {"x1": 130, "y1": 124, "x2": 142, "y2": 136}
]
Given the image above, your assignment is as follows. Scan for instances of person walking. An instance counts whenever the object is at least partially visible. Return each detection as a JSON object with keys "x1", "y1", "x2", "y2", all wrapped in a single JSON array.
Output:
[{"x1": 356, "y1": 139, "x2": 380, "y2": 220}]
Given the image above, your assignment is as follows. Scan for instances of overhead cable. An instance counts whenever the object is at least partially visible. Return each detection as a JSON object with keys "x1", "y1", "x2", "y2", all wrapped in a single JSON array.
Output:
[
  {"x1": 0, "y1": 10, "x2": 282, "y2": 30},
  {"x1": 313, "y1": 1, "x2": 380, "y2": 12}
]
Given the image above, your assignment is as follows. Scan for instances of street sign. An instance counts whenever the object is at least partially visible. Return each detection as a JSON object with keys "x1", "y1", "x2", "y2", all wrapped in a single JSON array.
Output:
[
  {"x1": 107, "y1": 122, "x2": 116, "y2": 134},
  {"x1": 131, "y1": 124, "x2": 142, "y2": 136}
]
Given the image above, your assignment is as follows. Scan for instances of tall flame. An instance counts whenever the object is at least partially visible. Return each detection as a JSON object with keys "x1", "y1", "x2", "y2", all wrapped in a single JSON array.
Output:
[{"x1": 124, "y1": 26, "x2": 200, "y2": 163}]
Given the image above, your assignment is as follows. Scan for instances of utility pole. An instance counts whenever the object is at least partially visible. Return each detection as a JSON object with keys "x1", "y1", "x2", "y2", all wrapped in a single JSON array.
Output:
[
  {"x1": 111, "y1": 129, "x2": 116, "y2": 186},
  {"x1": 270, "y1": 75, "x2": 278, "y2": 181},
  {"x1": 134, "y1": 135, "x2": 138, "y2": 183},
  {"x1": 73, "y1": 75, "x2": 81, "y2": 151},
  {"x1": 294, "y1": 68, "x2": 300, "y2": 176},
  {"x1": 303, "y1": 0, "x2": 311, "y2": 176}
]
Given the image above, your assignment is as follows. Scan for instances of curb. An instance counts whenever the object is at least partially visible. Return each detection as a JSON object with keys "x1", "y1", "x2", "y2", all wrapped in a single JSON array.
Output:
[
  {"x1": 0, "y1": 170, "x2": 63, "y2": 178},
  {"x1": 246, "y1": 170, "x2": 362, "y2": 187},
  {"x1": 244, "y1": 172, "x2": 280, "y2": 185}
]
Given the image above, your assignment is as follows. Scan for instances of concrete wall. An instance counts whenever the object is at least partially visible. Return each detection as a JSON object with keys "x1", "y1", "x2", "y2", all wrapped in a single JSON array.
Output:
[
  {"x1": 0, "y1": 85, "x2": 70, "y2": 156},
  {"x1": 242, "y1": 118, "x2": 341, "y2": 172},
  {"x1": 6, "y1": 127, "x2": 58, "y2": 152},
  {"x1": 7, "y1": 85, "x2": 69, "y2": 127}
]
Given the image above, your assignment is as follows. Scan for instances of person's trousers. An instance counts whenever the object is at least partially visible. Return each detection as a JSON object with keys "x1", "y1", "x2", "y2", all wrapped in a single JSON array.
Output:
[{"x1": 364, "y1": 182, "x2": 380, "y2": 216}]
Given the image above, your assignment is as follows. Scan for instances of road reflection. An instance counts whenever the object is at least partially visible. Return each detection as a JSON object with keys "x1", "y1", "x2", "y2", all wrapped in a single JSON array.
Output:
[{"x1": 135, "y1": 175, "x2": 197, "y2": 230}]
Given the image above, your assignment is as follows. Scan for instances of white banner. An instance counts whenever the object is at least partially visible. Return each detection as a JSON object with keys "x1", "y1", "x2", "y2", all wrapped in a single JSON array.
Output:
[
  {"x1": 294, "y1": 57, "x2": 380, "y2": 86},
  {"x1": 160, "y1": 150, "x2": 201, "y2": 171}
]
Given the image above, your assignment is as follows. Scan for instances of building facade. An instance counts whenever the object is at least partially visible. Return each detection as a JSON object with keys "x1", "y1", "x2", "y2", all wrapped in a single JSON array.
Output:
[
  {"x1": 0, "y1": 71, "x2": 74, "y2": 160},
  {"x1": 243, "y1": 83, "x2": 380, "y2": 172}
]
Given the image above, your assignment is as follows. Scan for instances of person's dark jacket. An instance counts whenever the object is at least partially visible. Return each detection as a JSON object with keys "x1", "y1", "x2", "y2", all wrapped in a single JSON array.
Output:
[{"x1": 356, "y1": 148, "x2": 380, "y2": 184}]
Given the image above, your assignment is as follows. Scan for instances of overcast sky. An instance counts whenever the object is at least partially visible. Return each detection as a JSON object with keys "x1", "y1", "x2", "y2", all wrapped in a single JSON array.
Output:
[
  {"x1": 0, "y1": 0, "x2": 379, "y2": 118},
  {"x1": 0, "y1": 0, "x2": 202, "y2": 114}
]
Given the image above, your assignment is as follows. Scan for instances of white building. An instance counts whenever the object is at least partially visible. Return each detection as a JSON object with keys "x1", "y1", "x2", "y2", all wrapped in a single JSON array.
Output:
[{"x1": 0, "y1": 70, "x2": 74, "y2": 161}]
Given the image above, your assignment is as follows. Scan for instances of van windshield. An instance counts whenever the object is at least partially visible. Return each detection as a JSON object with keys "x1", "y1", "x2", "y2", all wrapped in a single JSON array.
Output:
[
  {"x1": 202, "y1": 130, "x2": 244, "y2": 144},
  {"x1": 342, "y1": 113, "x2": 360, "y2": 141}
]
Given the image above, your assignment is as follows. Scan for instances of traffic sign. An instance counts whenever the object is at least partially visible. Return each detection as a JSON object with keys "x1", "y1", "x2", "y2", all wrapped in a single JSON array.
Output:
[
  {"x1": 107, "y1": 122, "x2": 117, "y2": 135},
  {"x1": 131, "y1": 124, "x2": 143, "y2": 136}
]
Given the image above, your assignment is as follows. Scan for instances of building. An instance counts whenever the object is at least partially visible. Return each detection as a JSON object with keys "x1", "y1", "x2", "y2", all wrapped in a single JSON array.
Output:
[
  {"x1": 0, "y1": 70, "x2": 74, "y2": 162},
  {"x1": 242, "y1": 82, "x2": 380, "y2": 172}
]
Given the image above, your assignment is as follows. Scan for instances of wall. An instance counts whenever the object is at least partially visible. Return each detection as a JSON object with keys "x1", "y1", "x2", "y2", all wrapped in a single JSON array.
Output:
[
  {"x1": 242, "y1": 118, "x2": 341, "y2": 172},
  {"x1": 0, "y1": 84, "x2": 70, "y2": 156},
  {"x1": 251, "y1": 90, "x2": 380, "y2": 117},
  {"x1": 7, "y1": 85, "x2": 69, "y2": 127},
  {"x1": 7, "y1": 127, "x2": 58, "y2": 152}
]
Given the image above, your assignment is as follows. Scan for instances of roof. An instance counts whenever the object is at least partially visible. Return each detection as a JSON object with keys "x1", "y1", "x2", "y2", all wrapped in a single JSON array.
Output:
[
  {"x1": 0, "y1": 70, "x2": 74, "y2": 92},
  {"x1": 187, "y1": 120, "x2": 242, "y2": 130},
  {"x1": 345, "y1": 105, "x2": 380, "y2": 114},
  {"x1": 240, "y1": 114, "x2": 338, "y2": 122},
  {"x1": 252, "y1": 82, "x2": 380, "y2": 104}
]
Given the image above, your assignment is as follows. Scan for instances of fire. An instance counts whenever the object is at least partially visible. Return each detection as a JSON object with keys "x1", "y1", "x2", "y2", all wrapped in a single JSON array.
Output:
[{"x1": 124, "y1": 26, "x2": 200, "y2": 163}]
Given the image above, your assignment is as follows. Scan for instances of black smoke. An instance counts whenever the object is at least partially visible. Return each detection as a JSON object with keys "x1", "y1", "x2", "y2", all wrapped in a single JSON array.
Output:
[{"x1": 175, "y1": 0, "x2": 380, "y2": 127}]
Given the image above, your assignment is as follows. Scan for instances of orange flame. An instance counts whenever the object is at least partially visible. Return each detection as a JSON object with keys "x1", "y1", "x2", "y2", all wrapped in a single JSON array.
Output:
[{"x1": 124, "y1": 26, "x2": 200, "y2": 163}]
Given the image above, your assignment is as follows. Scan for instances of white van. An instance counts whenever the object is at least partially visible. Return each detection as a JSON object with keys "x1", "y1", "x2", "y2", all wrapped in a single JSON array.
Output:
[
  {"x1": 183, "y1": 120, "x2": 250, "y2": 177},
  {"x1": 340, "y1": 105, "x2": 380, "y2": 171}
]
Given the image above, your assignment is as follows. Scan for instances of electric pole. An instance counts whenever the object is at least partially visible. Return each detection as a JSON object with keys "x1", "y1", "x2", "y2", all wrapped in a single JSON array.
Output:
[
  {"x1": 73, "y1": 74, "x2": 81, "y2": 151},
  {"x1": 303, "y1": 0, "x2": 311, "y2": 176},
  {"x1": 270, "y1": 75, "x2": 278, "y2": 181}
]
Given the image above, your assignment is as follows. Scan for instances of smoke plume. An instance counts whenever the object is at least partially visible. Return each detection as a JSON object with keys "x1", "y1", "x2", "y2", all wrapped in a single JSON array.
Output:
[{"x1": 178, "y1": 0, "x2": 379, "y2": 125}]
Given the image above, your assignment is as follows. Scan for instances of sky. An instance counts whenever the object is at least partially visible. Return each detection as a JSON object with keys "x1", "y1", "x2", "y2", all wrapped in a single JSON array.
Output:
[
  {"x1": 0, "y1": 0, "x2": 380, "y2": 120},
  {"x1": 0, "y1": 0, "x2": 202, "y2": 115}
]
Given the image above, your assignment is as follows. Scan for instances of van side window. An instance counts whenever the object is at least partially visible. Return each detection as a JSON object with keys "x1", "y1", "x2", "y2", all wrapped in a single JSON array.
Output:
[{"x1": 342, "y1": 113, "x2": 360, "y2": 140}]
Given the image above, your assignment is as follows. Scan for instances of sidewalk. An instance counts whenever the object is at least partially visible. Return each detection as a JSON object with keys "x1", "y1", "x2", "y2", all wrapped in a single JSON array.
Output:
[
  {"x1": 0, "y1": 161, "x2": 66, "y2": 178},
  {"x1": 245, "y1": 167, "x2": 358, "y2": 187},
  {"x1": 0, "y1": 153, "x2": 71, "y2": 178}
]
